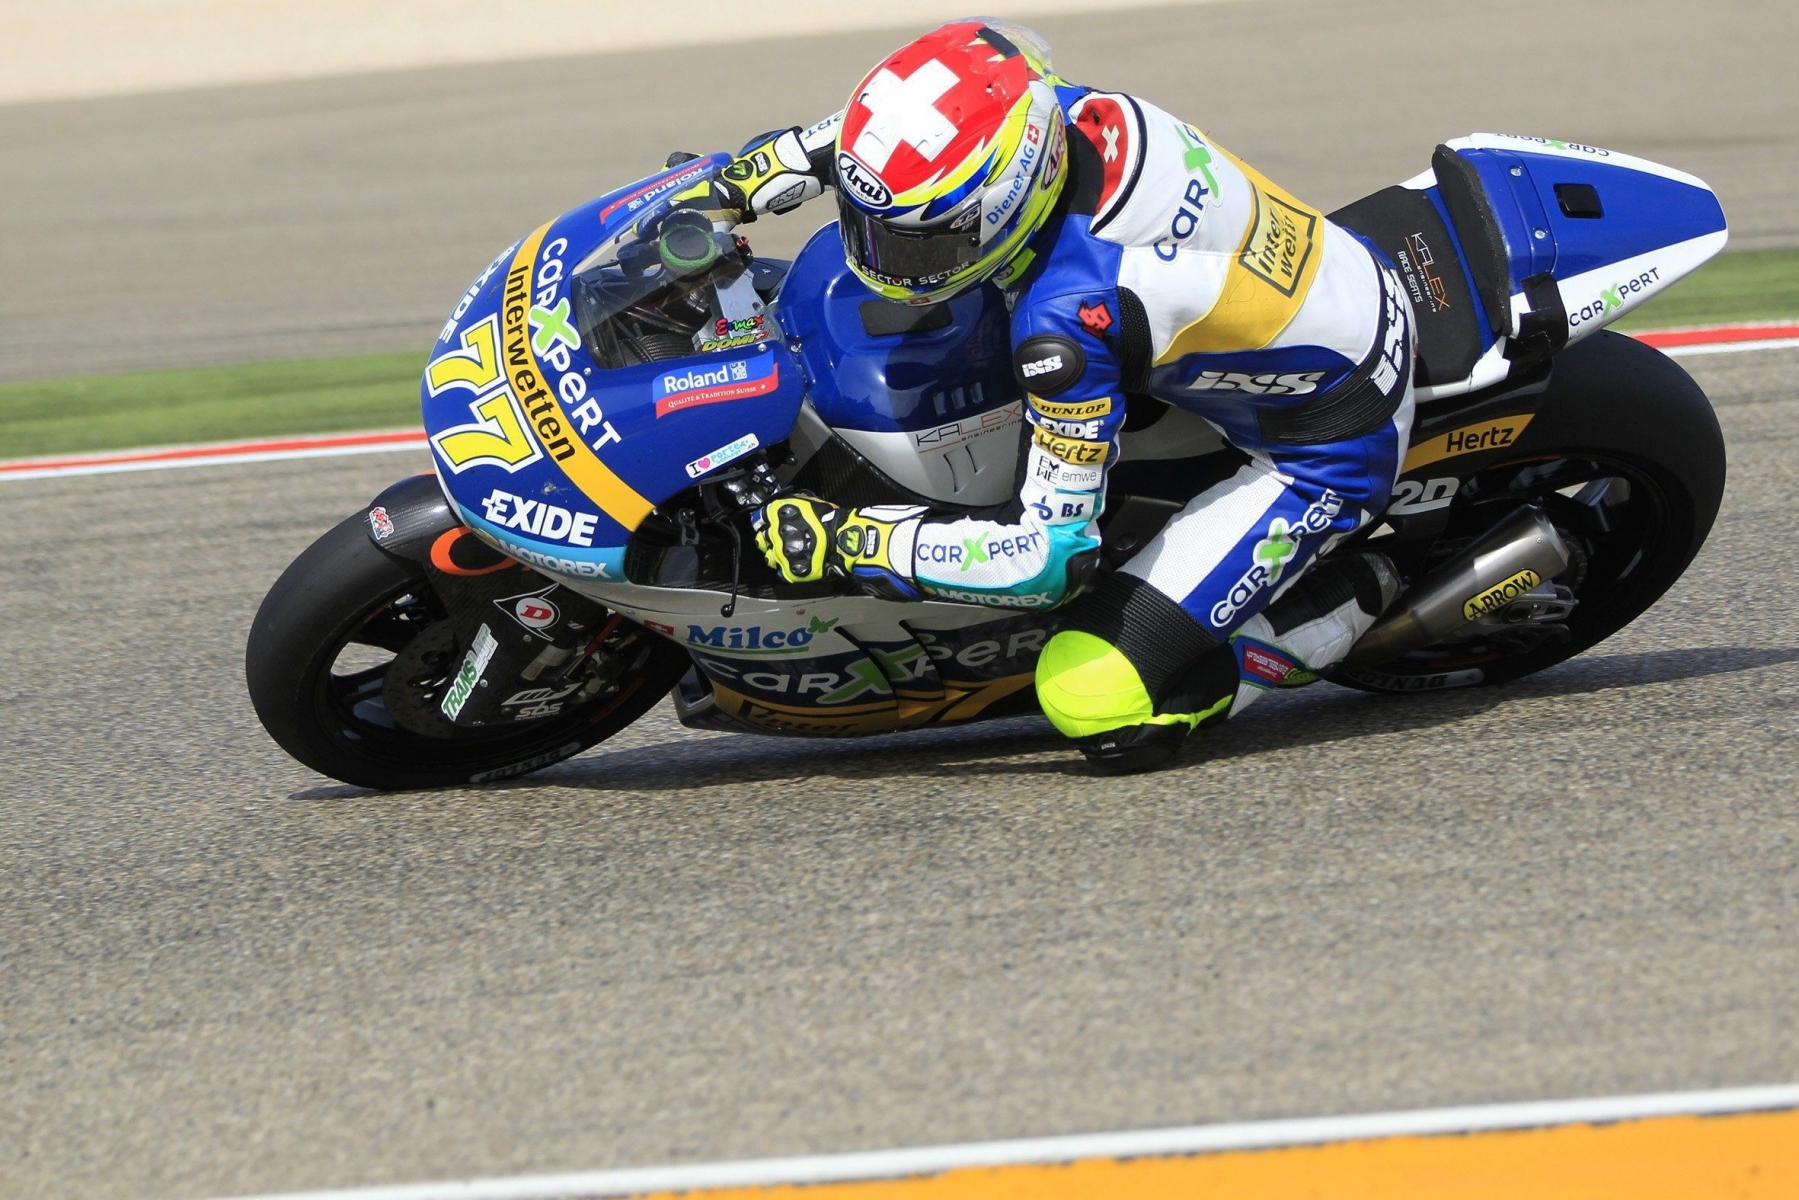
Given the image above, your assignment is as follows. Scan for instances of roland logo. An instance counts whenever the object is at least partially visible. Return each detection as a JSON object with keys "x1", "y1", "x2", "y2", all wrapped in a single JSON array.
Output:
[{"x1": 661, "y1": 361, "x2": 747, "y2": 393}]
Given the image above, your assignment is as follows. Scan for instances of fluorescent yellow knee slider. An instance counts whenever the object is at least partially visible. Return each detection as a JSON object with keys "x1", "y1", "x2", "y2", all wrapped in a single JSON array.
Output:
[{"x1": 1034, "y1": 630, "x2": 1167, "y2": 739}]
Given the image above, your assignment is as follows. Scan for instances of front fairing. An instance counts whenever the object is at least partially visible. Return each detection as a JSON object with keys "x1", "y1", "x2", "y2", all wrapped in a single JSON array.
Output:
[{"x1": 421, "y1": 155, "x2": 806, "y2": 583}]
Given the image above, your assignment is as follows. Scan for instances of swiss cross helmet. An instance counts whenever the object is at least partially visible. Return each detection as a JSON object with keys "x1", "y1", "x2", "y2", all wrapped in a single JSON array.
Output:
[{"x1": 835, "y1": 19, "x2": 1068, "y2": 305}]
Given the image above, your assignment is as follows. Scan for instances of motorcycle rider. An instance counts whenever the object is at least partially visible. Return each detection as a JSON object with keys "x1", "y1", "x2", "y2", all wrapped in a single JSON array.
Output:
[{"x1": 680, "y1": 19, "x2": 1414, "y2": 773}]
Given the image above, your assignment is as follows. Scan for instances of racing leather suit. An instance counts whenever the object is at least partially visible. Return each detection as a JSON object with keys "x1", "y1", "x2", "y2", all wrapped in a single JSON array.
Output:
[{"x1": 717, "y1": 83, "x2": 1416, "y2": 750}]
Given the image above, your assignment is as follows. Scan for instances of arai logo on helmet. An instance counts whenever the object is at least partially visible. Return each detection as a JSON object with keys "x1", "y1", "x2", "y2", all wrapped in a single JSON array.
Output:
[{"x1": 837, "y1": 152, "x2": 893, "y2": 209}]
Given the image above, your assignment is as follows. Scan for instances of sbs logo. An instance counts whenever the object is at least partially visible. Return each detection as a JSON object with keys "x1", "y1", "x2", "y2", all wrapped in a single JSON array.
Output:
[{"x1": 837, "y1": 152, "x2": 893, "y2": 208}]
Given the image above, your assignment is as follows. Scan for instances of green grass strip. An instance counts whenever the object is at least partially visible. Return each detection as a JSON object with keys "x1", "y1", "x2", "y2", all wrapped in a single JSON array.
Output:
[
  {"x1": 0, "y1": 351, "x2": 424, "y2": 460},
  {"x1": 2, "y1": 247, "x2": 1793, "y2": 461},
  {"x1": 1614, "y1": 247, "x2": 1799, "y2": 329}
]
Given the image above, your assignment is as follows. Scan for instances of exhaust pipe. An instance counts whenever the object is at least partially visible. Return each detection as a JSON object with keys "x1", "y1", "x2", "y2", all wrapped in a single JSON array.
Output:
[{"x1": 1341, "y1": 505, "x2": 1570, "y2": 668}]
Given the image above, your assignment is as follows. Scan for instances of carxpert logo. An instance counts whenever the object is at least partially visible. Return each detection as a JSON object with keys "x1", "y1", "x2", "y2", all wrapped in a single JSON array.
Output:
[
  {"x1": 916, "y1": 528, "x2": 1045, "y2": 575},
  {"x1": 1209, "y1": 492, "x2": 1343, "y2": 628},
  {"x1": 654, "y1": 354, "x2": 780, "y2": 417},
  {"x1": 1569, "y1": 267, "x2": 1662, "y2": 330}
]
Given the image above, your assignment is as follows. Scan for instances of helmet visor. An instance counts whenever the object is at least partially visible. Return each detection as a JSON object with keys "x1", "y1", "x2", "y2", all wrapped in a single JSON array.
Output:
[{"x1": 838, "y1": 196, "x2": 983, "y2": 290}]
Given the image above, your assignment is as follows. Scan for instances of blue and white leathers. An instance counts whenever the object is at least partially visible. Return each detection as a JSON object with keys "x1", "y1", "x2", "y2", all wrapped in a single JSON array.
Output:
[{"x1": 756, "y1": 86, "x2": 1414, "y2": 627}]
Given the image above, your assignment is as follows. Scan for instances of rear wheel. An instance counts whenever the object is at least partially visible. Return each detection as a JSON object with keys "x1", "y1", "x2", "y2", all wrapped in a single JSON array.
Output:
[
  {"x1": 247, "y1": 513, "x2": 689, "y2": 789},
  {"x1": 1338, "y1": 332, "x2": 1726, "y2": 693}
]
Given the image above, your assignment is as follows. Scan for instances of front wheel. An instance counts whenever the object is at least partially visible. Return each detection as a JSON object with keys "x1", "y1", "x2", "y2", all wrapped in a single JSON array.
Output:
[
  {"x1": 1338, "y1": 332, "x2": 1726, "y2": 693},
  {"x1": 246, "y1": 514, "x2": 690, "y2": 790}
]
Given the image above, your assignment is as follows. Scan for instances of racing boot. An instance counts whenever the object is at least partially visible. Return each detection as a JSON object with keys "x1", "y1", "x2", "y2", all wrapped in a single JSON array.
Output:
[
  {"x1": 1036, "y1": 553, "x2": 1400, "y2": 774},
  {"x1": 1035, "y1": 573, "x2": 1233, "y2": 775},
  {"x1": 1226, "y1": 550, "x2": 1402, "y2": 714}
]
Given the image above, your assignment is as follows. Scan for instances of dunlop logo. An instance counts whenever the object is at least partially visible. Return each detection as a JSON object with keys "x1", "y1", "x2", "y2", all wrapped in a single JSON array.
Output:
[{"x1": 1463, "y1": 569, "x2": 1542, "y2": 621}]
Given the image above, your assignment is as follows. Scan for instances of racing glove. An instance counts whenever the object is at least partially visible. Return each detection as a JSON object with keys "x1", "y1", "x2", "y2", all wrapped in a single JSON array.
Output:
[
  {"x1": 667, "y1": 127, "x2": 826, "y2": 223},
  {"x1": 752, "y1": 496, "x2": 923, "y2": 601}
]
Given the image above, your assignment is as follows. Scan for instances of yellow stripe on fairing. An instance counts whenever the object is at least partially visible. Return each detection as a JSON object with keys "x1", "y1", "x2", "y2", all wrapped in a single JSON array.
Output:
[{"x1": 501, "y1": 223, "x2": 653, "y2": 530}]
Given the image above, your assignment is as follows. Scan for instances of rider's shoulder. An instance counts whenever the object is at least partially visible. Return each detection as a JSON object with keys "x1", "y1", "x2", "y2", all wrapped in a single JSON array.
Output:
[
  {"x1": 1009, "y1": 283, "x2": 1126, "y2": 399},
  {"x1": 1063, "y1": 90, "x2": 1243, "y2": 250}
]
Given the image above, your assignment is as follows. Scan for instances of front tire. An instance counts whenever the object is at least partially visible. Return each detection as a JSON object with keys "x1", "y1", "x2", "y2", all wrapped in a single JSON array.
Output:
[{"x1": 247, "y1": 514, "x2": 689, "y2": 789}]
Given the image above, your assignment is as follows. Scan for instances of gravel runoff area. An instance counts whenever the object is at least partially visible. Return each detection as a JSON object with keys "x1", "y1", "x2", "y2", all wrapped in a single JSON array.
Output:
[{"x1": 0, "y1": 347, "x2": 1794, "y2": 1198}]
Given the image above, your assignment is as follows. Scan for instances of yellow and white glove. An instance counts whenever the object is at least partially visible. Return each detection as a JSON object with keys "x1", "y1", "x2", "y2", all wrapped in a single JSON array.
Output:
[
  {"x1": 752, "y1": 496, "x2": 923, "y2": 601},
  {"x1": 669, "y1": 128, "x2": 827, "y2": 223}
]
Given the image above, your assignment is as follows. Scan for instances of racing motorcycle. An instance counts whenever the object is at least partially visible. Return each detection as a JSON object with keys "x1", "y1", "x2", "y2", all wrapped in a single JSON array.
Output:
[{"x1": 248, "y1": 135, "x2": 1729, "y2": 789}]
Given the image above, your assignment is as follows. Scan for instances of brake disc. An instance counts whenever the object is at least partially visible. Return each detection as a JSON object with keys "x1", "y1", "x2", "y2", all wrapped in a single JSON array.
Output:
[{"x1": 381, "y1": 619, "x2": 463, "y2": 739}]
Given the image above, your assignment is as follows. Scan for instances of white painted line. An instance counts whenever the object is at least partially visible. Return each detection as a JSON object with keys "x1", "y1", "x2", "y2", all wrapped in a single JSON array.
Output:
[
  {"x1": 1660, "y1": 335, "x2": 1799, "y2": 357},
  {"x1": 1, "y1": 327, "x2": 1790, "y2": 485},
  {"x1": 216, "y1": 1083, "x2": 1799, "y2": 1200}
]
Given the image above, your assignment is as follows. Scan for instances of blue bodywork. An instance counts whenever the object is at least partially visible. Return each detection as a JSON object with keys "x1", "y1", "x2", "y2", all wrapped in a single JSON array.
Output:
[
  {"x1": 423, "y1": 160, "x2": 1020, "y2": 583},
  {"x1": 1406, "y1": 136, "x2": 1728, "y2": 362},
  {"x1": 776, "y1": 224, "x2": 1020, "y2": 434}
]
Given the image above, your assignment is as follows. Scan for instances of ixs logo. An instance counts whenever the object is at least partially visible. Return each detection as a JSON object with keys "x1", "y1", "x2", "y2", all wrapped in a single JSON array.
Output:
[
  {"x1": 1020, "y1": 353, "x2": 1063, "y2": 379},
  {"x1": 837, "y1": 152, "x2": 893, "y2": 208},
  {"x1": 1208, "y1": 492, "x2": 1343, "y2": 628},
  {"x1": 654, "y1": 354, "x2": 779, "y2": 417},
  {"x1": 479, "y1": 489, "x2": 602, "y2": 547},
  {"x1": 1569, "y1": 267, "x2": 1662, "y2": 329},
  {"x1": 1181, "y1": 369, "x2": 1325, "y2": 397},
  {"x1": 686, "y1": 615, "x2": 839, "y2": 652}
]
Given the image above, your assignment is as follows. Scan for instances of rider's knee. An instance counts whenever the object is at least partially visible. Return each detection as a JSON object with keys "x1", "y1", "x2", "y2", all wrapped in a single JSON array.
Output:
[{"x1": 1035, "y1": 630, "x2": 1157, "y2": 739}]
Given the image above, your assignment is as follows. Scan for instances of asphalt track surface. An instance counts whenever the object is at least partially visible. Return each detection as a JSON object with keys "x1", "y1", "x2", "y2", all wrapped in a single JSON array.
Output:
[
  {"x1": 3, "y1": 0, "x2": 1797, "y2": 382},
  {"x1": 0, "y1": 345, "x2": 1793, "y2": 1197}
]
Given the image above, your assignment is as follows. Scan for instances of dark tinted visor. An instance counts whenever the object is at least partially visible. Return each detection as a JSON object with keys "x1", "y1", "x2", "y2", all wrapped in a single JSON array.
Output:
[{"x1": 838, "y1": 195, "x2": 982, "y2": 289}]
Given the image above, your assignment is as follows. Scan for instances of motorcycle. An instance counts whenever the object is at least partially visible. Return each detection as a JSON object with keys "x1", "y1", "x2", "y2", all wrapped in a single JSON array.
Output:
[{"x1": 248, "y1": 135, "x2": 1729, "y2": 789}]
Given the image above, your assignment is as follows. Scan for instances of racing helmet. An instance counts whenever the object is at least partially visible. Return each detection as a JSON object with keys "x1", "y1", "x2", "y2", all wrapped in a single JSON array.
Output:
[{"x1": 835, "y1": 19, "x2": 1068, "y2": 305}]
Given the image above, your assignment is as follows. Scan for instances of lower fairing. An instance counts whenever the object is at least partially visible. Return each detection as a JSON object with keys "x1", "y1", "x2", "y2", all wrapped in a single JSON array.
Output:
[{"x1": 570, "y1": 581, "x2": 1055, "y2": 735}]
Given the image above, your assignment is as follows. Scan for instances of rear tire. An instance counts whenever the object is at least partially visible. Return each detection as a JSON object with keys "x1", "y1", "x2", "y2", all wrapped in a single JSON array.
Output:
[
  {"x1": 1338, "y1": 332, "x2": 1725, "y2": 692},
  {"x1": 247, "y1": 513, "x2": 689, "y2": 789}
]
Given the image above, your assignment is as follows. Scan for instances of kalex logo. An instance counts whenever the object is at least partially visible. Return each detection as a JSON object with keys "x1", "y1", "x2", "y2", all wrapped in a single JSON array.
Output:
[{"x1": 654, "y1": 353, "x2": 779, "y2": 417}]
